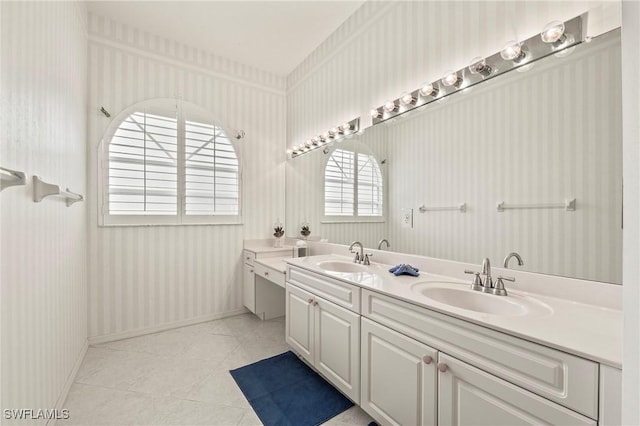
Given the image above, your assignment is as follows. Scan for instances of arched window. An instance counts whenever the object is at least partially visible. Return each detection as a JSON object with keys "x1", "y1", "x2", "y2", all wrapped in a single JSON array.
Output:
[
  {"x1": 100, "y1": 100, "x2": 240, "y2": 225},
  {"x1": 324, "y1": 145, "x2": 383, "y2": 219}
]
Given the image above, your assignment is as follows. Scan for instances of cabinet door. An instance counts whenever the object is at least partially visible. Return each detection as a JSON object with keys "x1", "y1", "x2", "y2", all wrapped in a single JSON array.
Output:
[
  {"x1": 285, "y1": 284, "x2": 314, "y2": 364},
  {"x1": 314, "y1": 296, "x2": 361, "y2": 403},
  {"x1": 243, "y1": 263, "x2": 255, "y2": 313},
  {"x1": 361, "y1": 318, "x2": 437, "y2": 426},
  {"x1": 437, "y1": 353, "x2": 596, "y2": 426}
]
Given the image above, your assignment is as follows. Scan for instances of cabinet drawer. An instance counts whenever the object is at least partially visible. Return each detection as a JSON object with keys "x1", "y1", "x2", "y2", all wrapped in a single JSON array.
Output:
[
  {"x1": 243, "y1": 250, "x2": 255, "y2": 266},
  {"x1": 362, "y1": 290, "x2": 599, "y2": 419},
  {"x1": 254, "y1": 262, "x2": 285, "y2": 288},
  {"x1": 288, "y1": 266, "x2": 361, "y2": 313},
  {"x1": 438, "y1": 353, "x2": 595, "y2": 426}
]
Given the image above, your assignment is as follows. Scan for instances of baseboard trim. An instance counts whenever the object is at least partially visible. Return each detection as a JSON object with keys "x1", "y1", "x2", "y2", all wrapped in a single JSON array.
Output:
[
  {"x1": 48, "y1": 340, "x2": 89, "y2": 426},
  {"x1": 87, "y1": 308, "x2": 249, "y2": 345}
]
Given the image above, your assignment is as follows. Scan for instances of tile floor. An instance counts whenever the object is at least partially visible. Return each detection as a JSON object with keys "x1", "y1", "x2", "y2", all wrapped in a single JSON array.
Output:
[{"x1": 62, "y1": 314, "x2": 374, "y2": 426}]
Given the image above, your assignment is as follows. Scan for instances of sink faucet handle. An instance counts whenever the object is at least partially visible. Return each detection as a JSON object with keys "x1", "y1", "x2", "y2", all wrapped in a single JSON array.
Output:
[
  {"x1": 492, "y1": 276, "x2": 515, "y2": 296},
  {"x1": 464, "y1": 270, "x2": 483, "y2": 291},
  {"x1": 353, "y1": 252, "x2": 361, "y2": 263},
  {"x1": 363, "y1": 253, "x2": 373, "y2": 265}
]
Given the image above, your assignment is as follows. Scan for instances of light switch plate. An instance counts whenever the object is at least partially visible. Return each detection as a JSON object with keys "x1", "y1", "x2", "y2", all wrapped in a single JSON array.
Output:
[{"x1": 401, "y1": 208, "x2": 413, "y2": 228}]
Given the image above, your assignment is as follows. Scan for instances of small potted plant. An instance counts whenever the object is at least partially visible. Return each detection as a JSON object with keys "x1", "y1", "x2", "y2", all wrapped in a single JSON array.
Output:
[
  {"x1": 273, "y1": 222, "x2": 284, "y2": 247},
  {"x1": 300, "y1": 223, "x2": 311, "y2": 239}
]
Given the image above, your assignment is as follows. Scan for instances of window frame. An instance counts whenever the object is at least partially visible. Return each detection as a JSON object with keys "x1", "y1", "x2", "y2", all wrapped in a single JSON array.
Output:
[
  {"x1": 321, "y1": 142, "x2": 385, "y2": 224},
  {"x1": 98, "y1": 99, "x2": 243, "y2": 227}
]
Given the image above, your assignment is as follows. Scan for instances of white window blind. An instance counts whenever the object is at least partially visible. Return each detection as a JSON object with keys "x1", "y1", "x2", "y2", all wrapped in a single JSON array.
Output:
[
  {"x1": 108, "y1": 111, "x2": 178, "y2": 215},
  {"x1": 104, "y1": 102, "x2": 240, "y2": 225},
  {"x1": 324, "y1": 149, "x2": 355, "y2": 216},
  {"x1": 185, "y1": 120, "x2": 239, "y2": 215},
  {"x1": 324, "y1": 148, "x2": 383, "y2": 218},
  {"x1": 357, "y1": 153, "x2": 383, "y2": 216}
]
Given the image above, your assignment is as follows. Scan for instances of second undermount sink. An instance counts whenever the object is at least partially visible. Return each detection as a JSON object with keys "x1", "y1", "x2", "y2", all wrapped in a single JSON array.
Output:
[
  {"x1": 317, "y1": 260, "x2": 370, "y2": 274},
  {"x1": 411, "y1": 283, "x2": 553, "y2": 317}
]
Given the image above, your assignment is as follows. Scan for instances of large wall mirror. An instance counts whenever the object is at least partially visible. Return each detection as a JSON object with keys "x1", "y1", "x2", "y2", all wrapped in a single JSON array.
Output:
[{"x1": 285, "y1": 29, "x2": 622, "y2": 284}]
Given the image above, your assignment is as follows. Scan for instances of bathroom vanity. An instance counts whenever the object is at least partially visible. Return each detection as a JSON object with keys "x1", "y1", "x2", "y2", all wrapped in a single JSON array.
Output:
[
  {"x1": 242, "y1": 242, "x2": 292, "y2": 320},
  {"x1": 284, "y1": 253, "x2": 622, "y2": 426}
]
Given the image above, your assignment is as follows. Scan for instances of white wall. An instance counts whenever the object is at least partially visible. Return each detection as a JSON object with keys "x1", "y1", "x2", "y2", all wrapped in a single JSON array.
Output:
[
  {"x1": 622, "y1": 0, "x2": 640, "y2": 422},
  {"x1": 1, "y1": 1, "x2": 88, "y2": 421},
  {"x1": 86, "y1": 14, "x2": 287, "y2": 340},
  {"x1": 286, "y1": 1, "x2": 622, "y2": 283}
]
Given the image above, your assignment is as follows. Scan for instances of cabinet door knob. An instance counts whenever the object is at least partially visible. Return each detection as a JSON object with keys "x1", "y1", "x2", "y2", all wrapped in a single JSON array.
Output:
[
  {"x1": 246, "y1": 257, "x2": 250, "y2": 260},
  {"x1": 313, "y1": 301, "x2": 319, "y2": 306},
  {"x1": 423, "y1": 355, "x2": 433, "y2": 364},
  {"x1": 250, "y1": 269, "x2": 254, "y2": 273},
  {"x1": 264, "y1": 271, "x2": 269, "y2": 276},
  {"x1": 437, "y1": 362, "x2": 448, "y2": 373},
  {"x1": 307, "y1": 298, "x2": 314, "y2": 304}
]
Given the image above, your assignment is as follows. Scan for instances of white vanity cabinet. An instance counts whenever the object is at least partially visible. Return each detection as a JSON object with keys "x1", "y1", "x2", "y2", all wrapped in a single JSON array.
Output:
[
  {"x1": 242, "y1": 248, "x2": 290, "y2": 320},
  {"x1": 437, "y1": 353, "x2": 595, "y2": 425},
  {"x1": 286, "y1": 266, "x2": 361, "y2": 403},
  {"x1": 361, "y1": 289, "x2": 600, "y2": 426},
  {"x1": 361, "y1": 317, "x2": 437, "y2": 426}
]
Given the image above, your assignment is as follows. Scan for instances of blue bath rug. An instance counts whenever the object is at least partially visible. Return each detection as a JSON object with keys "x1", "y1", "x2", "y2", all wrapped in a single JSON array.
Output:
[{"x1": 229, "y1": 351, "x2": 354, "y2": 426}]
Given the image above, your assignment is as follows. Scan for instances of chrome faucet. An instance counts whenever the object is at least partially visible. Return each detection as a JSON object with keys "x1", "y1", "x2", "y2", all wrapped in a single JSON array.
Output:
[
  {"x1": 348, "y1": 241, "x2": 364, "y2": 264},
  {"x1": 481, "y1": 258, "x2": 493, "y2": 293},
  {"x1": 503, "y1": 252, "x2": 524, "y2": 268},
  {"x1": 377, "y1": 239, "x2": 390, "y2": 250}
]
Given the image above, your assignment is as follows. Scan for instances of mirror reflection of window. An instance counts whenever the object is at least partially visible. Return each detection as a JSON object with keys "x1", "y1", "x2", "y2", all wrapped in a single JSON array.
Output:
[{"x1": 324, "y1": 147, "x2": 383, "y2": 218}]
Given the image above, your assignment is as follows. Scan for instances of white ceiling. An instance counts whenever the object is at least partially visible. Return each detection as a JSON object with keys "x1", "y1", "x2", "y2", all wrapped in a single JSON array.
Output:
[{"x1": 86, "y1": 1, "x2": 365, "y2": 76}]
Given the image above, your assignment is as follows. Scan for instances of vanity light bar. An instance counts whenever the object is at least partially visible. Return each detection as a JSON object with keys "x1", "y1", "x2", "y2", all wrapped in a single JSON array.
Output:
[
  {"x1": 371, "y1": 13, "x2": 586, "y2": 125},
  {"x1": 287, "y1": 117, "x2": 360, "y2": 159}
]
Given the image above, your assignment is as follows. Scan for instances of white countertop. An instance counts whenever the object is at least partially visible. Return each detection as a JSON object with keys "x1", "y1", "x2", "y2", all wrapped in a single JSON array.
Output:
[{"x1": 285, "y1": 254, "x2": 623, "y2": 368}]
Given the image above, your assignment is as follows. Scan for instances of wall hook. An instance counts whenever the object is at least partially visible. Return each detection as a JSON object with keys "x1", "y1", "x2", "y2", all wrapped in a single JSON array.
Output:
[{"x1": 100, "y1": 107, "x2": 111, "y2": 118}]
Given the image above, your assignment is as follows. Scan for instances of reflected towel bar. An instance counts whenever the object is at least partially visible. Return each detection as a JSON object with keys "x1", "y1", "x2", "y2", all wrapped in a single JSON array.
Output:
[
  {"x1": 419, "y1": 203, "x2": 466, "y2": 213},
  {"x1": 33, "y1": 176, "x2": 83, "y2": 206},
  {"x1": 497, "y1": 198, "x2": 576, "y2": 212}
]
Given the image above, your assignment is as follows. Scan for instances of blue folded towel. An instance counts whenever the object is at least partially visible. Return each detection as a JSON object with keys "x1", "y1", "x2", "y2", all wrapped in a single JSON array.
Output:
[{"x1": 388, "y1": 264, "x2": 420, "y2": 277}]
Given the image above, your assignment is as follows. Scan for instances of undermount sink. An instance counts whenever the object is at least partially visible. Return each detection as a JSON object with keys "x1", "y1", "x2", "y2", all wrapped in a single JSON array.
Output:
[
  {"x1": 317, "y1": 260, "x2": 370, "y2": 274},
  {"x1": 411, "y1": 283, "x2": 553, "y2": 317}
]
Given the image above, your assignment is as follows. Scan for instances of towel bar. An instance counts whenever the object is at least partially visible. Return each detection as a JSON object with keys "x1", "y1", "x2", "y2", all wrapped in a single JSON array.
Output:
[
  {"x1": 1, "y1": 166, "x2": 26, "y2": 191},
  {"x1": 497, "y1": 198, "x2": 576, "y2": 212},
  {"x1": 418, "y1": 203, "x2": 466, "y2": 213},
  {"x1": 33, "y1": 176, "x2": 83, "y2": 207}
]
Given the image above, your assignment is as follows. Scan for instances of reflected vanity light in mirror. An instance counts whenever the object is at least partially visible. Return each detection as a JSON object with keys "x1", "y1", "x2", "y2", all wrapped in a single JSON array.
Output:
[
  {"x1": 288, "y1": 117, "x2": 360, "y2": 159},
  {"x1": 419, "y1": 82, "x2": 439, "y2": 97},
  {"x1": 441, "y1": 70, "x2": 462, "y2": 87},
  {"x1": 469, "y1": 56, "x2": 492, "y2": 77},
  {"x1": 501, "y1": 40, "x2": 527, "y2": 62},
  {"x1": 541, "y1": 21, "x2": 566, "y2": 44},
  {"x1": 384, "y1": 100, "x2": 398, "y2": 112},
  {"x1": 370, "y1": 13, "x2": 585, "y2": 126}
]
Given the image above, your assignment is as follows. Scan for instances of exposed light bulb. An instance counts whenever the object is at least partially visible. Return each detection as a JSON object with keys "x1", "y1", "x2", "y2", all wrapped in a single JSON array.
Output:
[
  {"x1": 419, "y1": 82, "x2": 438, "y2": 97},
  {"x1": 468, "y1": 56, "x2": 492, "y2": 77},
  {"x1": 383, "y1": 100, "x2": 397, "y2": 113},
  {"x1": 400, "y1": 92, "x2": 416, "y2": 106},
  {"x1": 370, "y1": 108, "x2": 382, "y2": 118},
  {"x1": 342, "y1": 122, "x2": 351, "y2": 131},
  {"x1": 441, "y1": 70, "x2": 461, "y2": 87},
  {"x1": 286, "y1": 149, "x2": 293, "y2": 155},
  {"x1": 541, "y1": 21, "x2": 566, "y2": 44},
  {"x1": 332, "y1": 127, "x2": 341, "y2": 135},
  {"x1": 304, "y1": 140, "x2": 312, "y2": 148},
  {"x1": 501, "y1": 40, "x2": 526, "y2": 62}
]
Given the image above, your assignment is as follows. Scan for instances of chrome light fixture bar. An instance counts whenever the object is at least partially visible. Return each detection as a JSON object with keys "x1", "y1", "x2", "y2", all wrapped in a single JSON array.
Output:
[
  {"x1": 371, "y1": 13, "x2": 586, "y2": 126},
  {"x1": 287, "y1": 117, "x2": 360, "y2": 159}
]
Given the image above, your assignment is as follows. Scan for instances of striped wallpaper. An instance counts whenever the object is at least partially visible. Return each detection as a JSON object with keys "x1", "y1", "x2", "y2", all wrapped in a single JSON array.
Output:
[
  {"x1": 286, "y1": 1, "x2": 622, "y2": 283},
  {"x1": 86, "y1": 13, "x2": 287, "y2": 339},
  {"x1": 1, "y1": 1, "x2": 88, "y2": 421}
]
